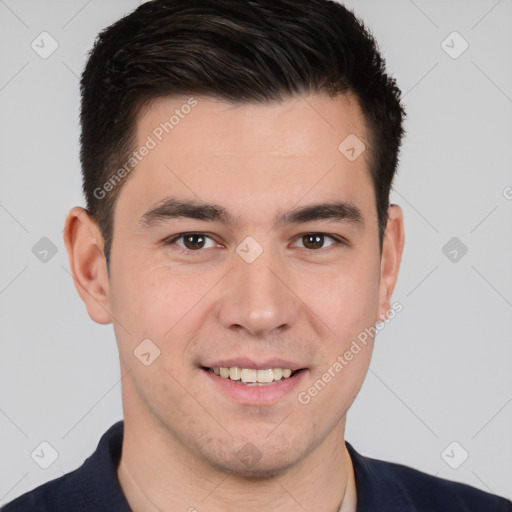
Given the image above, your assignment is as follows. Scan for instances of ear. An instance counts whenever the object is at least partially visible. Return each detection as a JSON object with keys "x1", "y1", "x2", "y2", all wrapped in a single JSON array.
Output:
[
  {"x1": 63, "y1": 206, "x2": 112, "y2": 324},
  {"x1": 377, "y1": 204, "x2": 405, "y2": 322}
]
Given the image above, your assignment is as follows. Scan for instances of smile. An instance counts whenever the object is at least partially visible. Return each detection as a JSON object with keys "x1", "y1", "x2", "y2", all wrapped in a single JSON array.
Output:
[{"x1": 207, "y1": 367, "x2": 299, "y2": 384}]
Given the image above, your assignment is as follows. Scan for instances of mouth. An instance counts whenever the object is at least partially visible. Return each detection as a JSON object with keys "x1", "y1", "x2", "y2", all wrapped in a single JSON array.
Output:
[
  {"x1": 201, "y1": 366, "x2": 304, "y2": 385},
  {"x1": 199, "y1": 359, "x2": 308, "y2": 404},
  {"x1": 199, "y1": 360, "x2": 309, "y2": 406}
]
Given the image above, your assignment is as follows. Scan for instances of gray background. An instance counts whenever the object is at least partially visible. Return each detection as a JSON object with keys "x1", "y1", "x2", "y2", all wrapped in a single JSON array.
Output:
[{"x1": 1, "y1": 0, "x2": 511, "y2": 505}]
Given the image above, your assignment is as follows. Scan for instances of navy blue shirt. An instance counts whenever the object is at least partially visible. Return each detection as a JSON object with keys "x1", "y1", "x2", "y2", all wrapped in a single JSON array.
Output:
[{"x1": 2, "y1": 420, "x2": 511, "y2": 511}]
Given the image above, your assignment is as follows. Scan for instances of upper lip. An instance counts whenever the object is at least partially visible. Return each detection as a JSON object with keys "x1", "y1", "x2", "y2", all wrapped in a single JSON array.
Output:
[{"x1": 202, "y1": 358, "x2": 306, "y2": 370}]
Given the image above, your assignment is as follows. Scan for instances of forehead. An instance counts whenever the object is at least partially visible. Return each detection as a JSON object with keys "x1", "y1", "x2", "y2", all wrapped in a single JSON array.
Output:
[
  {"x1": 137, "y1": 93, "x2": 368, "y2": 158},
  {"x1": 114, "y1": 92, "x2": 375, "y2": 228}
]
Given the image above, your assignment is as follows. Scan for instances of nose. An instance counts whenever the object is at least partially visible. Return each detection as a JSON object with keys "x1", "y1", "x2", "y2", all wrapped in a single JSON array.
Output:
[{"x1": 217, "y1": 247, "x2": 299, "y2": 338}]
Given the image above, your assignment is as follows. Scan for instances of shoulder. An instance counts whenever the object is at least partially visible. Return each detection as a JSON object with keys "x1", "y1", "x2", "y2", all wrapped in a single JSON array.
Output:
[
  {"x1": 1, "y1": 469, "x2": 82, "y2": 512},
  {"x1": 346, "y1": 442, "x2": 512, "y2": 512},
  {"x1": 1, "y1": 420, "x2": 126, "y2": 512}
]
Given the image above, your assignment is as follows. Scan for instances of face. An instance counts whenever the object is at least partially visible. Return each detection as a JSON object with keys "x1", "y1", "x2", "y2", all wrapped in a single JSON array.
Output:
[{"x1": 66, "y1": 92, "x2": 403, "y2": 477}]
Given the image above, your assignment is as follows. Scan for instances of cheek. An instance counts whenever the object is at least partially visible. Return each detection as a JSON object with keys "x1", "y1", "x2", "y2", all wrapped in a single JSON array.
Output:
[
  {"x1": 109, "y1": 249, "x2": 194, "y2": 335},
  {"x1": 306, "y1": 258, "x2": 381, "y2": 338},
  {"x1": 299, "y1": 249, "x2": 380, "y2": 403},
  {"x1": 110, "y1": 259, "x2": 231, "y2": 378}
]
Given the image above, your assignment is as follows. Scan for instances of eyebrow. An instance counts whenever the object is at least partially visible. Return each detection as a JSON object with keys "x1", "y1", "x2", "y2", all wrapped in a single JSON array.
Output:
[{"x1": 137, "y1": 197, "x2": 364, "y2": 230}]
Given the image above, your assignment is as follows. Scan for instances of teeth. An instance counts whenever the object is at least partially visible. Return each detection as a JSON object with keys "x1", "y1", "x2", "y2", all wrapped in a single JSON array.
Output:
[
  {"x1": 229, "y1": 367, "x2": 241, "y2": 381},
  {"x1": 241, "y1": 368, "x2": 257, "y2": 383},
  {"x1": 257, "y1": 369, "x2": 274, "y2": 383},
  {"x1": 212, "y1": 366, "x2": 296, "y2": 383}
]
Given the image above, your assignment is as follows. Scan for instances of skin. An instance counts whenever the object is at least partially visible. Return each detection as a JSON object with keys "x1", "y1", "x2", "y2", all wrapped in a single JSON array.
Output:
[{"x1": 64, "y1": 92, "x2": 404, "y2": 512}]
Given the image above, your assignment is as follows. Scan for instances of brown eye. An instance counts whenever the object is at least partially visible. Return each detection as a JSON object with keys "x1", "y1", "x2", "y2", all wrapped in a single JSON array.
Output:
[
  {"x1": 165, "y1": 233, "x2": 217, "y2": 252},
  {"x1": 302, "y1": 234, "x2": 325, "y2": 249},
  {"x1": 296, "y1": 233, "x2": 339, "y2": 250},
  {"x1": 182, "y1": 233, "x2": 207, "y2": 250}
]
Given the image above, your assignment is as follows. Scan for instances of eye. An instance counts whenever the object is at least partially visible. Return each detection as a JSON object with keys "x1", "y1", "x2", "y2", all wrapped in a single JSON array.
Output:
[
  {"x1": 164, "y1": 232, "x2": 217, "y2": 251},
  {"x1": 163, "y1": 232, "x2": 345, "y2": 254},
  {"x1": 291, "y1": 233, "x2": 343, "y2": 250}
]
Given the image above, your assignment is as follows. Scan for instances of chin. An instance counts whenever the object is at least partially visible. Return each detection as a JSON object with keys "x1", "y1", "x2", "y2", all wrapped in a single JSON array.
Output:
[
  {"x1": 200, "y1": 437, "x2": 308, "y2": 479},
  {"x1": 212, "y1": 454, "x2": 299, "y2": 480}
]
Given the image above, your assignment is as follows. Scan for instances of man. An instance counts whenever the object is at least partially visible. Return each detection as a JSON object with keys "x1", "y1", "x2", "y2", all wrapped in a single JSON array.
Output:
[{"x1": 2, "y1": 0, "x2": 510, "y2": 510}]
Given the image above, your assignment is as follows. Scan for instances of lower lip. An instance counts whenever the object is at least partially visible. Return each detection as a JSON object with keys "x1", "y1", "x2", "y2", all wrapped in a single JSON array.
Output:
[{"x1": 202, "y1": 368, "x2": 308, "y2": 405}]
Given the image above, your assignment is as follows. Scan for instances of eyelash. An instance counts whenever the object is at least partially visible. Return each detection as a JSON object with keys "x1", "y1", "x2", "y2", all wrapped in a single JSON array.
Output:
[{"x1": 162, "y1": 232, "x2": 347, "y2": 255}]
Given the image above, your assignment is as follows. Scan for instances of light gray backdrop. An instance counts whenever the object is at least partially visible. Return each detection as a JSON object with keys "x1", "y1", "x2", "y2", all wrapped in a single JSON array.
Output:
[{"x1": 1, "y1": 0, "x2": 511, "y2": 505}]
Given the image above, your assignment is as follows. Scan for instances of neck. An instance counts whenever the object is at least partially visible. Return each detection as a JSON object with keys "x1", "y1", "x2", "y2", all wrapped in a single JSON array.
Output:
[
  {"x1": 116, "y1": 379, "x2": 357, "y2": 512},
  {"x1": 117, "y1": 421, "x2": 357, "y2": 512}
]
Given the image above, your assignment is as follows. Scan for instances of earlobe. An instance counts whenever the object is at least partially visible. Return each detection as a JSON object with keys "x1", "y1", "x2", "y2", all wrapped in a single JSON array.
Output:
[
  {"x1": 63, "y1": 207, "x2": 113, "y2": 325},
  {"x1": 377, "y1": 204, "x2": 405, "y2": 321}
]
